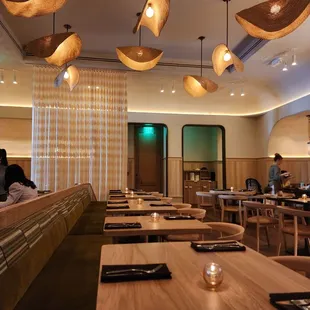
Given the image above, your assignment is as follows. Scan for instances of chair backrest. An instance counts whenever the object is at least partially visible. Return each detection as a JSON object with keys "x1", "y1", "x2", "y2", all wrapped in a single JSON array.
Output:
[
  {"x1": 270, "y1": 256, "x2": 310, "y2": 275},
  {"x1": 218, "y1": 195, "x2": 247, "y2": 207},
  {"x1": 196, "y1": 192, "x2": 215, "y2": 207},
  {"x1": 246, "y1": 178, "x2": 263, "y2": 194},
  {"x1": 277, "y1": 206, "x2": 310, "y2": 218},
  {"x1": 178, "y1": 208, "x2": 206, "y2": 220},
  {"x1": 172, "y1": 203, "x2": 192, "y2": 210},
  {"x1": 207, "y1": 222, "x2": 245, "y2": 241},
  {"x1": 161, "y1": 197, "x2": 173, "y2": 203},
  {"x1": 243, "y1": 201, "x2": 277, "y2": 210}
]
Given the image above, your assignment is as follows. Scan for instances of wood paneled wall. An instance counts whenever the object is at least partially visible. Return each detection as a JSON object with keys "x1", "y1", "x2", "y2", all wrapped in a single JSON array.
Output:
[
  {"x1": 7, "y1": 158, "x2": 31, "y2": 178},
  {"x1": 168, "y1": 158, "x2": 183, "y2": 198}
]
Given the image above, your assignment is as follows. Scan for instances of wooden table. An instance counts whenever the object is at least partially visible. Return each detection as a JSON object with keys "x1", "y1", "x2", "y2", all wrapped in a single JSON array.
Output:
[
  {"x1": 103, "y1": 216, "x2": 211, "y2": 237},
  {"x1": 210, "y1": 190, "x2": 256, "y2": 196},
  {"x1": 106, "y1": 200, "x2": 178, "y2": 216},
  {"x1": 97, "y1": 242, "x2": 310, "y2": 310}
]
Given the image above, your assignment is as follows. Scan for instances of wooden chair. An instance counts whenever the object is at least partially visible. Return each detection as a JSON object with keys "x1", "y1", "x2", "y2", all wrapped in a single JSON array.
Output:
[
  {"x1": 196, "y1": 192, "x2": 216, "y2": 216},
  {"x1": 277, "y1": 206, "x2": 310, "y2": 256},
  {"x1": 243, "y1": 201, "x2": 278, "y2": 253},
  {"x1": 218, "y1": 195, "x2": 247, "y2": 226},
  {"x1": 164, "y1": 208, "x2": 206, "y2": 242},
  {"x1": 206, "y1": 222, "x2": 245, "y2": 242},
  {"x1": 161, "y1": 197, "x2": 173, "y2": 203},
  {"x1": 171, "y1": 203, "x2": 192, "y2": 210},
  {"x1": 151, "y1": 192, "x2": 164, "y2": 198},
  {"x1": 270, "y1": 256, "x2": 310, "y2": 277}
]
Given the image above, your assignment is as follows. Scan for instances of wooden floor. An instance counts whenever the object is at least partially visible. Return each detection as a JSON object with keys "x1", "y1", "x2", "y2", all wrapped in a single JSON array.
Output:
[{"x1": 205, "y1": 209, "x2": 303, "y2": 257}]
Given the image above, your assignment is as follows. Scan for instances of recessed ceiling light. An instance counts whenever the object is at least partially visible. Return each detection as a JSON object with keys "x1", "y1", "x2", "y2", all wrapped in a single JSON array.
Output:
[{"x1": 282, "y1": 63, "x2": 288, "y2": 71}]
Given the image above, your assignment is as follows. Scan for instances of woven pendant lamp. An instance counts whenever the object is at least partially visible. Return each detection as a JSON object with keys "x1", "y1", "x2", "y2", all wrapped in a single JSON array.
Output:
[
  {"x1": 54, "y1": 64, "x2": 80, "y2": 91},
  {"x1": 25, "y1": 21, "x2": 82, "y2": 67},
  {"x1": 236, "y1": 0, "x2": 310, "y2": 40},
  {"x1": 133, "y1": 0, "x2": 170, "y2": 37},
  {"x1": 1, "y1": 0, "x2": 67, "y2": 17},
  {"x1": 212, "y1": 0, "x2": 244, "y2": 77},
  {"x1": 117, "y1": 13, "x2": 163, "y2": 71},
  {"x1": 183, "y1": 37, "x2": 218, "y2": 98}
]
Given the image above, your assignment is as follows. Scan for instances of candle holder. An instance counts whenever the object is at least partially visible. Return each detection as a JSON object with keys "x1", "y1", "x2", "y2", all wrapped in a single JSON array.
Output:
[
  {"x1": 137, "y1": 198, "x2": 144, "y2": 205},
  {"x1": 130, "y1": 190, "x2": 134, "y2": 197},
  {"x1": 203, "y1": 262, "x2": 223, "y2": 290},
  {"x1": 302, "y1": 194, "x2": 308, "y2": 201},
  {"x1": 150, "y1": 212, "x2": 160, "y2": 223},
  {"x1": 230, "y1": 187, "x2": 234, "y2": 192},
  {"x1": 125, "y1": 187, "x2": 129, "y2": 194}
]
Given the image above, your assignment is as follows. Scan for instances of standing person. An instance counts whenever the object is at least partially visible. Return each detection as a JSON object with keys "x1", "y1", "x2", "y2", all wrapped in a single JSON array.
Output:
[
  {"x1": 0, "y1": 164, "x2": 38, "y2": 208},
  {"x1": 0, "y1": 149, "x2": 8, "y2": 202},
  {"x1": 268, "y1": 153, "x2": 285, "y2": 194}
]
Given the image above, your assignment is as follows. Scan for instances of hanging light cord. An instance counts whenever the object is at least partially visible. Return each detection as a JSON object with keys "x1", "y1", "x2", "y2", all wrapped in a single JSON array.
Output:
[
  {"x1": 139, "y1": 27, "x2": 142, "y2": 47},
  {"x1": 226, "y1": 0, "x2": 229, "y2": 48},
  {"x1": 53, "y1": 13, "x2": 55, "y2": 35},
  {"x1": 200, "y1": 38, "x2": 203, "y2": 77}
]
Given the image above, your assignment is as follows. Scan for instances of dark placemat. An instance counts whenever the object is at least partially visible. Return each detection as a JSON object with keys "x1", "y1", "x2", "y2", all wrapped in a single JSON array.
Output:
[
  {"x1": 106, "y1": 206, "x2": 130, "y2": 210},
  {"x1": 104, "y1": 222, "x2": 142, "y2": 230},
  {"x1": 136, "y1": 192, "x2": 151, "y2": 196},
  {"x1": 109, "y1": 195, "x2": 126, "y2": 198},
  {"x1": 191, "y1": 241, "x2": 246, "y2": 252},
  {"x1": 108, "y1": 200, "x2": 128, "y2": 204},
  {"x1": 164, "y1": 215, "x2": 195, "y2": 220},
  {"x1": 101, "y1": 263, "x2": 172, "y2": 283},
  {"x1": 144, "y1": 198, "x2": 161, "y2": 201},
  {"x1": 270, "y1": 292, "x2": 310, "y2": 310},
  {"x1": 150, "y1": 203, "x2": 172, "y2": 207},
  {"x1": 109, "y1": 190, "x2": 122, "y2": 193}
]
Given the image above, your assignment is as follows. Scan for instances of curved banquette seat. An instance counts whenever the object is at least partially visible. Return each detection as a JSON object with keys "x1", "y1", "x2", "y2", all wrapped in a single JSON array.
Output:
[{"x1": 0, "y1": 183, "x2": 96, "y2": 310}]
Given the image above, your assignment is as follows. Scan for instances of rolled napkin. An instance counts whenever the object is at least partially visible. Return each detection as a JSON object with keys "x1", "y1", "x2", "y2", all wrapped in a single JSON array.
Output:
[
  {"x1": 104, "y1": 222, "x2": 142, "y2": 230},
  {"x1": 106, "y1": 205, "x2": 130, "y2": 210},
  {"x1": 108, "y1": 200, "x2": 128, "y2": 204},
  {"x1": 101, "y1": 263, "x2": 172, "y2": 283},
  {"x1": 270, "y1": 292, "x2": 310, "y2": 310},
  {"x1": 164, "y1": 215, "x2": 195, "y2": 220},
  {"x1": 191, "y1": 241, "x2": 246, "y2": 252},
  {"x1": 150, "y1": 203, "x2": 172, "y2": 207}
]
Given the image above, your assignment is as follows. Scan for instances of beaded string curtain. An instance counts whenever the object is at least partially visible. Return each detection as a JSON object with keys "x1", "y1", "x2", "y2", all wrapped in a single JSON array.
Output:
[{"x1": 32, "y1": 66, "x2": 128, "y2": 200}]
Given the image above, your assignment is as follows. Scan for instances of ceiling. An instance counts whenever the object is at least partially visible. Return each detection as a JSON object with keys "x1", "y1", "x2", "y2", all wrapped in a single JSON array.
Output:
[{"x1": 0, "y1": 0, "x2": 310, "y2": 115}]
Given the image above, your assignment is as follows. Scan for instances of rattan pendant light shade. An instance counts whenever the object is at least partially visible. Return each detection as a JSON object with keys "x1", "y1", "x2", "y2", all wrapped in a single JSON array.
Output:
[
  {"x1": 133, "y1": 0, "x2": 170, "y2": 37},
  {"x1": 117, "y1": 13, "x2": 163, "y2": 71},
  {"x1": 1, "y1": 0, "x2": 67, "y2": 17},
  {"x1": 212, "y1": 0, "x2": 244, "y2": 77},
  {"x1": 183, "y1": 37, "x2": 218, "y2": 98},
  {"x1": 235, "y1": 0, "x2": 310, "y2": 40},
  {"x1": 25, "y1": 23, "x2": 82, "y2": 67},
  {"x1": 212, "y1": 44, "x2": 244, "y2": 76},
  {"x1": 116, "y1": 46, "x2": 163, "y2": 71},
  {"x1": 54, "y1": 64, "x2": 80, "y2": 91}
]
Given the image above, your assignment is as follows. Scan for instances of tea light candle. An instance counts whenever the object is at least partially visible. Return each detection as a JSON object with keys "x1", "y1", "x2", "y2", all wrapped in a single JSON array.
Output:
[
  {"x1": 150, "y1": 212, "x2": 160, "y2": 223},
  {"x1": 125, "y1": 187, "x2": 129, "y2": 193},
  {"x1": 230, "y1": 187, "x2": 234, "y2": 192},
  {"x1": 302, "y1": 194, "x2": 308, "y2": 201},
  {"x1": 203, "y1": 262, "x2": 223, "y2": 290},
  {"x1": 137, "y1": 198, "x2": 144, "y2": 205},
  {"x1": 130, "y1": 190, "x2": 134, "y2": 197}
]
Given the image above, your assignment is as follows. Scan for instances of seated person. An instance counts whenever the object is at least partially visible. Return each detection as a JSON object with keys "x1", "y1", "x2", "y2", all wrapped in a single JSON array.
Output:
[{"x1": 0, "y1": 164, "x2": 38, "y2": 208}]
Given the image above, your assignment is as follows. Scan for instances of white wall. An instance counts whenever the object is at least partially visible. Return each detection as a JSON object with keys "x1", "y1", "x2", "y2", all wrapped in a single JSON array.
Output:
[
  {"x1": 128, "y1": 112, "x2": 257, "y2": 158},
  {"x1": 256, "y1": 95, "x2": 310, "y2": 157}
]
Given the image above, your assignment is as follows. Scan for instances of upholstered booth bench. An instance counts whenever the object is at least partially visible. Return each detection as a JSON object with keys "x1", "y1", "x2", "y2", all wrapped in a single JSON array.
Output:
[{"x1": 0, "y1": 184, "x2": 102, "y2": 310}]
